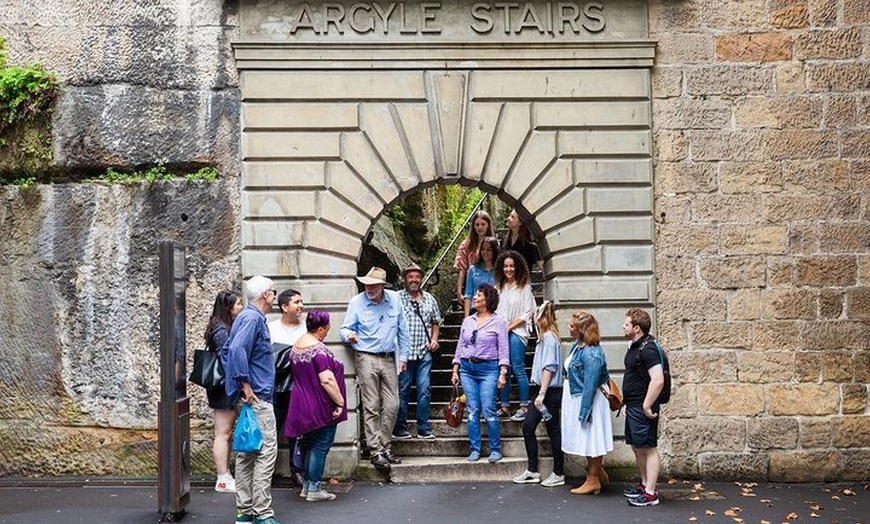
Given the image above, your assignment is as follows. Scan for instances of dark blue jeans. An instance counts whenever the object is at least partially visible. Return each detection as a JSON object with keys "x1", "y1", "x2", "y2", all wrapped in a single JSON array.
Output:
[
  {"x1": 499, "y1": 332, "x2": 530, "y2": 409},
  {"x1": 460, "y1": 359, "x2": 501, "y2": 454},
  {"x1": 394, "y1": 352, "x2": 433, "y2": 434},
  {"x1": 303, "y1": 423, "x2": 337, "y2": 491}
]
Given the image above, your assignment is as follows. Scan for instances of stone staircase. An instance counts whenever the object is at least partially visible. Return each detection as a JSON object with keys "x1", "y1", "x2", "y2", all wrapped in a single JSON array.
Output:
[{"x1": 360, "y1": 278, "x2": 552, "y2": 483}]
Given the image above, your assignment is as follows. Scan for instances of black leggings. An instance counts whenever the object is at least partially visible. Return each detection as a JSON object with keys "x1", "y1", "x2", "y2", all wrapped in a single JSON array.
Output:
[{"x1": 522, "y1": 387, "x2": 564, "y2": 475}]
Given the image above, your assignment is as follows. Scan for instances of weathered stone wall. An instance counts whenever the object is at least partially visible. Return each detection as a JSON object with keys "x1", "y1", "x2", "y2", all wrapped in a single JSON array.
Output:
[
  {"x1": 0, "y1": 180, "x2": 241, "y2": 475},
  {"x1": 0, "y1": 0, "x2": 867, "y2": 481},
  {"x1": 0, "y1": 1, "x2": 241, "y2": 175},
  {"x1": 649, "y1": 0, "x2": 869, "y2": 480}
]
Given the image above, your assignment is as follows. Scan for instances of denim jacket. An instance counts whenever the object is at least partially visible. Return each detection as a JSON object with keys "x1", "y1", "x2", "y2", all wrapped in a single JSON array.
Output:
[{"x1": 565, "y1": 343, "x2": 609, "y2": 423}]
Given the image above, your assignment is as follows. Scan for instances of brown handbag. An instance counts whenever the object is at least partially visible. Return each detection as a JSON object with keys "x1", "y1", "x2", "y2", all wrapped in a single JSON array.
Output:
[
  {"x1": 444, "y1": 385, "x2": 466, "y2": 428},
  {"x1": 600, "y1": 377, "x2": 624, "y2": 415}
]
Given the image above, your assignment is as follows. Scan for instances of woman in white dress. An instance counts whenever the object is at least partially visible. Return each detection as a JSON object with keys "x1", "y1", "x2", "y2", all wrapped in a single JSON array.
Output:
[{"x1": 561, "y1": 310, "x2": 614, "y2": 495}]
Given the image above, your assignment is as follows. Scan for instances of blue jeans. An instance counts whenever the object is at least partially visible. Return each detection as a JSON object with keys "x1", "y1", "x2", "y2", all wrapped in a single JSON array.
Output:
[
  {"x1": 499, "y1": 332, "x2": 530, "y2": 409},
  {"x1": 303, "y1": 423, "x2": 337, "y2": 491},
  {"x1": 394, "y1": 352, "x2": 433, "y2": 434},
  {"x1": 460, "y1": 359, "x2": 501, "y2": 454}
]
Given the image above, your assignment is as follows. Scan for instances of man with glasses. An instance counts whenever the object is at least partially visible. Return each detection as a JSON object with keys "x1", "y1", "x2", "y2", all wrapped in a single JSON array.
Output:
[
  {"x1": 340, "y1": 267, "x2": 410, "y2": 470},
  {"x1": 392, "y1": 263, "x2": 442, "y2": 441},
  {"x1": 222, "y1": 276, "x2": 281, "y2": 524}
]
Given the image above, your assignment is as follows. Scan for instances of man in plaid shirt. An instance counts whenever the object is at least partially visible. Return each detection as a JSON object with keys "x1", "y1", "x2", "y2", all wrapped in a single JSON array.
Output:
[{"x1": 392, "y1": 262, "x2": 442, "y2": 440}]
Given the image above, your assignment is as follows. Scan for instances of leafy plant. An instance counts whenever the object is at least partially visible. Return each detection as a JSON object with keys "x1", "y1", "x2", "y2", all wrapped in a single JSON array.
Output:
[
  {"x1": 9, "y1": 176, "x2": 35, "y2": 187},
  {"x1": 83, "y1": 164, "x2": 219, "y2": 184},
  {"x1": 185, "y1": 167, "x2": 219, "y2": 182},
  {"x1": 0, "y1": 36, "x2": 60, "y2": 137}
]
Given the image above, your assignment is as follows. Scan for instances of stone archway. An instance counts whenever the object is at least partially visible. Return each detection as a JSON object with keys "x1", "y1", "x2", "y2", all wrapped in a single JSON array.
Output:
[{"x1": 234, "y1": 0, "x2": 655, "y2": 474}]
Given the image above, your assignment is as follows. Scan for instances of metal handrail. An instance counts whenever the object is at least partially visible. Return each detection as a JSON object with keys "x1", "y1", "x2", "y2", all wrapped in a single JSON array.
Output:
[{"x1": 422, "y1": 192, "x2": 488, "y2": 289}]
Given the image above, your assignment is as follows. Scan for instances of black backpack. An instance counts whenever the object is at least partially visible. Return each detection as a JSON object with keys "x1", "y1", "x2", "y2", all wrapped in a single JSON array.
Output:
[{"x1": 637, "y1": 338, "x2": 672, "y2": 405}]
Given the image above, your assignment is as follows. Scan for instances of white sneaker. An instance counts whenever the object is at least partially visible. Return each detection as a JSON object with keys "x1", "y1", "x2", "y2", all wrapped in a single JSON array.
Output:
[
  {"x1": 512, "y1": 469, "x2": 541, "y2": 484},
  {"x1": 299, "y1": 484, "x2": 309, "y2": 498},
  {"x1": 215, "y1": 474, "x2": 236, "y2": 493},
  {"x1": 306, "y1": 489, "x2": 336, "y2": 502},
  {"x1": 541, "y1": 472, "x2": 565, "y2": 487}
]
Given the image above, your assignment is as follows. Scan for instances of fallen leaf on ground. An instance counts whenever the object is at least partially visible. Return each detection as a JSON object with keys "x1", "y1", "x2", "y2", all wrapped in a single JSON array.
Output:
[
  {"x1": 688, "y1": 517, "x2": 697, "y2": 522},
  {"x1": 693, "y1": 483, "x2": 705, "y2": 491},
  {"x1": 689, "y1": 495, "x2": 700, "y2": 501},
  {"x1": 705, "y1": 510, "x2": 715, "y2": 516},
  {"x1": 668, "y1": 478, "x2": 678, "y2": 484},
  {"x1": 761, "y1": 520, "x2": 771, "y2": 524},
  {"x1": 808, "y1": 504, "x2": 821, "y2": 511},
  {"x1": 831, "y1": 495, "x2": 840, "y2": 501},
  {"x1": 786, "y1": 512, "x2": 799, "y2": 520},
  {"x1": 733, "y1": 519, "x2": 744, "y2": 523},
  {"x1": 810, "y1": 513, "x2": 820, "y2": 518},
  {"x1": 843, "y1": 489, "x2": 856, "y2": 496}
]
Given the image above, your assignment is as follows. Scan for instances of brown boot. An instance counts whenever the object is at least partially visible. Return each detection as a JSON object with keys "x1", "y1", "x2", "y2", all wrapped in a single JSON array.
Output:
[
  {"x1": 570, "y1": 475, "x2": 602, "y2": 495},
  {"x1": 598, "y1": 468, "x2": 609, "y2": 486}
]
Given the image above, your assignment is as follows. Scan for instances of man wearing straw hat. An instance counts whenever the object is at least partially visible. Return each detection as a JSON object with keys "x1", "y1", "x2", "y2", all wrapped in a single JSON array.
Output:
[{"x1": 340, "y1": 267, "x2": 410, "y2": 470}]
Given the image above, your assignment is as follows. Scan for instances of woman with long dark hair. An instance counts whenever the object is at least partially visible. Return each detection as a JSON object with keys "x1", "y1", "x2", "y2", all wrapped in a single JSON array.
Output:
[
  {"x1": 501, "y1": 208, "x2": 542, "y2": 272},
  {"x1": 453, "y1": 210, "x2": 495, "y2": 304},
  {"x1": 494, "y1": 249, "x2": 536, "y2": 421},
  {"x1": 203, "y1": 289, "x2": 244, "y2": 493}
]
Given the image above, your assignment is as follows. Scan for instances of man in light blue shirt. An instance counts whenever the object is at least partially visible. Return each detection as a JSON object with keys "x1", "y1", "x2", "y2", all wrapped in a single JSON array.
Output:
[{"x1": 340, "y1": 267, "x2": 410, "y2": 470}]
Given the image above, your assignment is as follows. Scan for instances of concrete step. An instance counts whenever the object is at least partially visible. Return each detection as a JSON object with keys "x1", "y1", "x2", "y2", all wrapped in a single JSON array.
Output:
[
  {"x1": 405, "y1": 419, "x2": 549, "y2": 438},
  {"x1": 388, "y1": 456, "x2": 554, "y2": 483},
  {"x1": 392, "y1": 435, "x2": 551, "y2": 457}
]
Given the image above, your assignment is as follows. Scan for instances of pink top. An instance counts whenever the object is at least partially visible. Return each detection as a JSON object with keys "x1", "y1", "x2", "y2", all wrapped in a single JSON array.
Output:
[{"x1": 453, "y1": 238, "x2": 480, "y2": 272}]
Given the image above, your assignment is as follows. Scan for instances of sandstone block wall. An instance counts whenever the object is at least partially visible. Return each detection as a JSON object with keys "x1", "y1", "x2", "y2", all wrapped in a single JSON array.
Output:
[
  {"x1": 650, "y1": 0, "x2": 869, "y2": 480},
  {"x1": 0, "y1": 180, "x2": 241, "y2": 476},
  {"x1": 0, "y1": 1, "x2": 241, "y2": 175}
]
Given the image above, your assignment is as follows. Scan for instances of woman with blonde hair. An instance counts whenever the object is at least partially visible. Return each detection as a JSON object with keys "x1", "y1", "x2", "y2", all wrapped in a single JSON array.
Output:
[
  {"x1": 512, "y1": 301, "x2": 566, "y2": 487},
  {"x1": 561, "y1": 310, "x2": 614, "y2": 495},
  {"x1": 453, "y1": 210, "x2": 495, "y2": 304}
]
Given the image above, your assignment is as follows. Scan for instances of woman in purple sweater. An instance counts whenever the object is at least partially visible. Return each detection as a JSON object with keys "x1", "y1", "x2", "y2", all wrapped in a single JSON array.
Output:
[
  {"x1": 283, "y1": 309, "x2": 347, "y2": 502},
  {"x1": 451, "y1": 283, "x2": 510, "y2": 463}
]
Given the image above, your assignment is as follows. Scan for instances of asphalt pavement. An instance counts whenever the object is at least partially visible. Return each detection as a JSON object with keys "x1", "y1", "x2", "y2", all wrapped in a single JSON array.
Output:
[{"x1": 0, "y1": 478, "x2": 867, "y2": 524}]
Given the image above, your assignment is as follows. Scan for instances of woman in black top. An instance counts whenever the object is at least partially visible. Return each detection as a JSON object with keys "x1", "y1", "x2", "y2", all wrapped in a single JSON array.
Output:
[
  {"x1": 204, "y1": 290, "x2": 243, "y2": 492},
  {"x1": 501, "y1": 208, "x2": 542, "y2": 272}
]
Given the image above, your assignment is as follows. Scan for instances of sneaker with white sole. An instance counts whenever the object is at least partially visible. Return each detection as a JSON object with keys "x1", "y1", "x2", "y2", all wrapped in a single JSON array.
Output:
[
  {"x1": 299, "y1": 483, "x2": 309, "y2": 498},
  {"x1": 306, "y1": 489, "x2": 337, "y2": 502},
  {"x1": 235, "y1": 513, "x2": 253, "y2": 524},
  {"x1": 509, "y1": 408, "x2": 528, "y2": 422},
  {"x1": 628, "y1": 491, "x2": 660, "y2": 507},
  {"x1": 215, "y1": 474, "x2": 236, "y2": 493},
  {"x1": 541, "y1": 472, "x2": 565, "y2": 487},
  {"x1": 512, "y1": 470, "x2": 541, "y2": 484}
]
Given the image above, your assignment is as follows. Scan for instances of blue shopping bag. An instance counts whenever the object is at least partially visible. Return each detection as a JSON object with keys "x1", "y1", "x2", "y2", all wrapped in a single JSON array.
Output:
[{"x1": 233, "y1": 403, "x2": 263, "y2": 453}]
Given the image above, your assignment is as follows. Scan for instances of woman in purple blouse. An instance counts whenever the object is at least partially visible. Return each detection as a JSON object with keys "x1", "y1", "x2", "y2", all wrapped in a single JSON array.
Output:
[
  {"x1": 451, "y1": 283, "x2": 510, "y2": 463},
  {"x1": 283, "y1": 309, "x2": 347, "y2": 502}
]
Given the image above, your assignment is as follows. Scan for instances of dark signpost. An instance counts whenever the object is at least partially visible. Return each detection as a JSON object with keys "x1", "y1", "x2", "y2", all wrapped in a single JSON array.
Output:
[{"x1": 158, "y1": 241, "x2": 190, "y2": 521}]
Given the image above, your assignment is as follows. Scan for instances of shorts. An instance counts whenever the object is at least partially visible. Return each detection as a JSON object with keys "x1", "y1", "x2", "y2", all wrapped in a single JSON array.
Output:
[
  {"x1": 624, "y1": 403, "x2": 659, "y2": 449},
  {"x1": 207, "y1": 385, "x2": 234, "y2": 410}
]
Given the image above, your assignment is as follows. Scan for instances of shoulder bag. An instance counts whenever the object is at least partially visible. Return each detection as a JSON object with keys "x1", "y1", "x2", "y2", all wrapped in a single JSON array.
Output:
[{"x1": 189, "y1": 349, "x2": 224, "y2": 389}]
